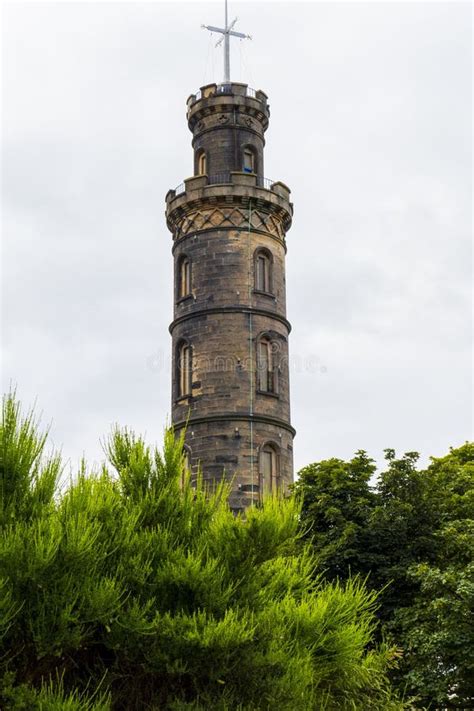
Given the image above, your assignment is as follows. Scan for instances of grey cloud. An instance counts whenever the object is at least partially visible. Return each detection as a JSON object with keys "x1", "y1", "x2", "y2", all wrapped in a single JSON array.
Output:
[{"x1": 2, "y1": 2, "x2": 471, "y2": 475}]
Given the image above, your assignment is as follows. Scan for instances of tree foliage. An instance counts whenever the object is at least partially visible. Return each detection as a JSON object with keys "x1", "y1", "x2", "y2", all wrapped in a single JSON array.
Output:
[
  {"x1": 294, "y1": 443, "x2": 474, "y2": 709},
  {"x1": 0, "y1": 393, "x2": 405, "y2": 710}
]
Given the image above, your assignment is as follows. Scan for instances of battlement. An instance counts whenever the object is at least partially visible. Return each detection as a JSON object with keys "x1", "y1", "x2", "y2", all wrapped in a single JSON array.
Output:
[
  {"x1": 165, "y1": 172, "x2": 292, "y2": 238},
  {"x1": 186, "y1": 83, "x2": 270, "y2": 136},
  {"x1": 187, "y1": 82, "x2": 268, "y2": 109},
  {"x1": 167, "y1": 171, "x2": 290, "y2": 201}
]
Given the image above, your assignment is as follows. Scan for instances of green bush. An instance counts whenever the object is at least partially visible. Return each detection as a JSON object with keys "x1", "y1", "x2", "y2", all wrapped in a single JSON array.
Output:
[{"x1": 0, "y1": 393, "x2": 405, "y2": 710}]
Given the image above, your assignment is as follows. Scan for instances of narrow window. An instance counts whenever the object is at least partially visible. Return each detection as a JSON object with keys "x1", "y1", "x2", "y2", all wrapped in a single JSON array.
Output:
[
  {"x1": 256, "y1": 254, "x2": 270, "y2": 292},
  {"x1": 258, "y1": 337, "x2": 276, "y2": 393},
  {"x1": 198, "y1": 151, "x2": 207, "y2": 175},
  {"x1": 178, "y1": 342, "x2": 192, "y2": 398},
  {"x1": 261, "y1": 444, "x2": 278, "y2": 495},
  {"x1": 179, "y1": 256, "x2": 191, "y2": 298},
  {"x1": 243, "y1": 148, "x2": 255, "y2": 173}
]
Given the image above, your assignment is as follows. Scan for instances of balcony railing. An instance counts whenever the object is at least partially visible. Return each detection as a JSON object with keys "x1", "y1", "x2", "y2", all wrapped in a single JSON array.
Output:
[
  {"x1": 173, "y1": 173, "x2": 274, "y2": 195},
  {"x1": 207, "y1": 172, "x2": 232, "y2": 186},
  {"x1": 209, "y1": 172, "x2": 275, "y2": 190},
  {"x1": 194, "y1": 84, "x2": 261, "y2": 103}
]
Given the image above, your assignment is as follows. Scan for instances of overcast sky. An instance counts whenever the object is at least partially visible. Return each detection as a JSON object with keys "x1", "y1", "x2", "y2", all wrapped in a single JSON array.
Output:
[{"x1": 2, "y1": 1, "x2": 472, "y2": 476}]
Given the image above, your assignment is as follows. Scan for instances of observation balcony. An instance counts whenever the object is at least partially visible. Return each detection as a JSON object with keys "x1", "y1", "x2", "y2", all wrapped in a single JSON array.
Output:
[
  {"x1": 171, "y1": 172, "x2": 280, "y2": 196},
  {"x1": 187, "y1": 82, "x2": 268, "y2": 110},
  {"x1": 186, "y1": 82, "x2": 270, "y2": 133},
  {"x1": 165, "y1": 171, "x2": 293, "y2": 237}
]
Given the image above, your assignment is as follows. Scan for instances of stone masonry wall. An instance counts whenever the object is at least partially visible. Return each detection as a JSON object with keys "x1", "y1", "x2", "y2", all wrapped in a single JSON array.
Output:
[{"x1": 166, "y1": 84, "x2": 294, "y2": 511}]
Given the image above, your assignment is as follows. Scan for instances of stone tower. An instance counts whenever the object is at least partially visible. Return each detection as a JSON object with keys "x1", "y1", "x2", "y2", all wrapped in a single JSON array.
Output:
[{"x1": 165, "y1": 82, "x2": 294, "y2": 513}]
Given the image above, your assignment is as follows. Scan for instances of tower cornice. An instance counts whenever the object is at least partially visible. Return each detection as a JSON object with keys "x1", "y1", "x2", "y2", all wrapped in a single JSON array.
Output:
[
  {"x1": 173, "y1": 412, "x2": 296, "y2": 438},
  {"x1": 186, "y1": 83, "x2": 270, "y2": 134},
  {"x1": 169, "y1": 305, "x2": 292, "y2": 335},
  {"x1": 166, "y1": 173, "x2": 293, "y2": 238}
]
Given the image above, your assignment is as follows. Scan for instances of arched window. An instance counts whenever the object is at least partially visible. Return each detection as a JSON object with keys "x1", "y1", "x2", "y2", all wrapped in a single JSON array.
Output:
[
  {"x1": 260, "y1": 443, "x2": 279, "y2": 495},
  {"x1": 254, "y1": 249, "x2": 272, "y2": 293},
  {"x1": 243, "y1": 147, "x2": 255, "y2": 173},
  {"x1": 197, "y1": 150, "x2": 207, "y2": 175},
  {"x1": 257, "y1": 335, "x2": 277, "y2": 394},
  {"x1": 177, "y1": 341, "x2": 192, "y2": 398},
  {"x1": 178, "y1": 255, "x2": 191, "y2": 299}
]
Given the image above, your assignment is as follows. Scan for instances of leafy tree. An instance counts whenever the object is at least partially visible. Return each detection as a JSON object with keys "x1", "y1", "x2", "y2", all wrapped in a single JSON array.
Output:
[
  {"x1": 294, "y1": 443, "x2": 474, "y2": 708},
  {"x1": 0, "y1": 393, "x2": 406, "y2": 710},
  {"x1": 394, "y1": 445, "x2": 474, "y2": 709},
  {"x1": 296, "y1": 451, "x2": 377, "y2": 580},
  {"x1": 365, "y1": 450, "x2": 440, "y2": 623},
  {"x1": 396, "y1": 520, "x2": 474, "y2": 708}
]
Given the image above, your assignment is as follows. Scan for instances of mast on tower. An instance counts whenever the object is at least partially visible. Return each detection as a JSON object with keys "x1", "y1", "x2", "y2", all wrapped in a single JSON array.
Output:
[{"x1": 201, "y1": 0, "x2": 251, "y2": 83}]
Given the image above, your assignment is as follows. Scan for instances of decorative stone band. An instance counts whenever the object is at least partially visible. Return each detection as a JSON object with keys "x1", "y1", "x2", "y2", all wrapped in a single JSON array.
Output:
[
  {"x1": 173, "y1": 412, "x2": 296, "y2": 437},
  {"x1": 173, "y1": 205, "x2": 285, "y2": 241},
  {"x1": 166, "y1": 175, "x2": 292, "y2": 237},
  {"x1": 169, "y1": 305, "x2": 291, "y2": 335},
  {"x1": 190, "y1": 108, "x2": 267, "y2": 143}
]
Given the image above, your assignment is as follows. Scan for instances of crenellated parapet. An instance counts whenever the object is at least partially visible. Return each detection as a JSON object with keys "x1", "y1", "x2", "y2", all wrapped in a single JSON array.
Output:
[
  {"x1": 166, "y1": 172, "x2": 293, "y2": 244},
  {"x1": 187, "y1": 83, "x2": 270, "y2": 136}
]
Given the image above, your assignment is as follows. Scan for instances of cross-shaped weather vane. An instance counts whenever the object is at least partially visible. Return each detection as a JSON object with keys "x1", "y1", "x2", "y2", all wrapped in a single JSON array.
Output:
[{"x1": 202, "y1": 0, "x2": 252, "y2": 84}]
